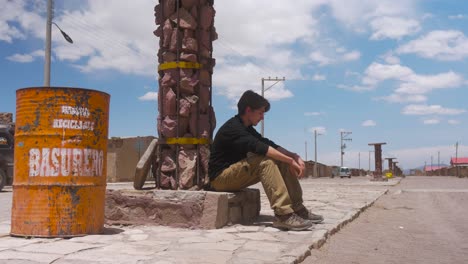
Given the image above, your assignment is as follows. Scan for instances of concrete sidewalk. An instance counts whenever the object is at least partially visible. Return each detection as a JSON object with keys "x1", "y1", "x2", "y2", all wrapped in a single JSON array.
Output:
[{"x1": 0, "y1": 176, "x2": 400, "y2": 264}]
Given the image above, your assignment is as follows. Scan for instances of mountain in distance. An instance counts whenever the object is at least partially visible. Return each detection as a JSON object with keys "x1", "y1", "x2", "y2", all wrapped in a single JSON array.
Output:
[{"x1": 404, "y1": 164, "x2": 450, "y2": 175}]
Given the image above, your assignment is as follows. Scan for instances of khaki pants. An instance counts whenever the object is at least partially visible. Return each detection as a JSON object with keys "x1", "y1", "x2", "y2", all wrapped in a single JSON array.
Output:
[{"x1": 211, "y1": 154, "x2": 305, "y2": 215}]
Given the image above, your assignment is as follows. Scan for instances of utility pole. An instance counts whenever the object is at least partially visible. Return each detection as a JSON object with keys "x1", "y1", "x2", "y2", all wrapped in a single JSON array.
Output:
[
  {"x1": 438, "y1": 151, "x2": 440, "y2": 176},
  {"x1": 43, "y1": 0, "x2": 73, "y2": 87},
  {"x1": 340, "y1": 131, "x2": 352, "y2": 167},
  {"x1": 305, "y1": 141, "x2": 307, "y2": 161},
  {"x1": 456, "y1": 142, "x2": 459, "y2": 177},
  {"x1": 314, "y1": 130, "x2": 321, "y2": 177},
  {"x1": 358, "y1": 152, "x2": 361, "y2": 176},
  {"x1": 44, "y1": 0, "x2": 53, "y2": 86},
  {"x1": 431, "y1": 155, "x2": 433, "y2": 175},
  {"x1": 261, "y1": 77, "x2": 285, "y2": 137},
  {"x1": 368, "y1": 150, "x2": 373, "y2": 174}
]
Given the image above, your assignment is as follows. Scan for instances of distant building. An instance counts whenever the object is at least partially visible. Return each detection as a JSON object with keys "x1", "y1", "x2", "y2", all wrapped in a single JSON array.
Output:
[
  {"x1": 450, "y1": 157, "x2": 468, "y2": 167},
  {"x1": 424, "y1": 165, "x2": 445, "y2": 172}
]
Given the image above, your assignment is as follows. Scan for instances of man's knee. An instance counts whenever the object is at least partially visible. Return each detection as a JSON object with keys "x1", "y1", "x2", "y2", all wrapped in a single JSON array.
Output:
[{"x1": 260, "y1": 157, "x2": 277, "y2": 168}]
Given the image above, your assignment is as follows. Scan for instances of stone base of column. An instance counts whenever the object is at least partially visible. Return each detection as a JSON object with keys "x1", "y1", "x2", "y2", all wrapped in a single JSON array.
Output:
[
  {"x1": 105, "y1": 188, "x2": 260, "y2": 229},
  {"x1": 370, "y1": 176, "x2": 388, "y2": 182}
]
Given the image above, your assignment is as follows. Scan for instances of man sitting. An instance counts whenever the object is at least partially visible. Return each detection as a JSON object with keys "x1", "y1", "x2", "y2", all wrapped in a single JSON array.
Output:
[{"x1": 209, "y1": 90, "x2": 323, "y2": 231}]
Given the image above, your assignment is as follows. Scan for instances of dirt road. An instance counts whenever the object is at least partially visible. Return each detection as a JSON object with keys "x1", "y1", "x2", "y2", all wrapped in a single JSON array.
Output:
[{"x1": 304, "y1": 176, "x2": 468, "y2": 264}]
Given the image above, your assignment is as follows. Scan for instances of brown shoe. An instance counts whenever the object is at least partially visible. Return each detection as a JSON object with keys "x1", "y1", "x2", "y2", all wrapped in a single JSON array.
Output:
[
  {"x1": 273, "y1": 213, "x2": 313, "y2": 231},
  {"x1": 296, "y1": 208, "x2": 324, "y2": 223}
]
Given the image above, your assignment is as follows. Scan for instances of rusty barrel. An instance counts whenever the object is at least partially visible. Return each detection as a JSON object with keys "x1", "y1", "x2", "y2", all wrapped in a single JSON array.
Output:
[{"x1": 11, "y1": 87, "x2": 110, "y2": 237}]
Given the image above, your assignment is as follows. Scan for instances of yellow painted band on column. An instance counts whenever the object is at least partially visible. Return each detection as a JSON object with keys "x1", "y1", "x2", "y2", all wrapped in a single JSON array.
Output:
[
  {"x1": 165, "y1": 137, "x2": 210, "y2": 145},
  {"x1": 158, "y1": 61, "x2": 202, "y2": 71}
]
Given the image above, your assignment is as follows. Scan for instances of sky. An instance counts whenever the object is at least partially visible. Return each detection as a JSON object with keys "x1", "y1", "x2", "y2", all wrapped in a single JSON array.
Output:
[{"x1": 0, "y1": 0, "x2": 467, "y2": 170}]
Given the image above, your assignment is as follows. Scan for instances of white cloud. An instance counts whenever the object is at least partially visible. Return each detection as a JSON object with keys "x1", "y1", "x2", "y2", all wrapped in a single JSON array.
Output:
[
  {"x1": 212, "y1": 1, "x2": 330, "y2": 102},
  {"x1": 0, "y1": 0, "x2": 47, "y2": 43},
  {"x1": 362, "y1": 63, "x2": 413, "y2": 86},
  {"x1": 138, "y1": 92, "x2": 158, "y2": 101},
  {"x1": 305, "y1": 112, "x2": 322, "y2": 116},
  {"x1": 370, "y1": 16, "x2": 420, "y2": 40},
  {"x1": 395, "y1": 71, "x2": 464, "y2": 94},
  {"x1": 0, "y1": 22, "x2": 25, "y2": 43},
  {"x1": 342, "y1": 50, "x2": 361, "y2": 61},
  {"x1": 381, "y1": 52, "x2": 401, "y2": 65},
  {"x1": 327, "y1": 0, "x2": 417, "y2": 31},
  {"x1": 0, "y1": 0, "x2": 27, "y2": 43},
  {"x1": 423, "y1": 118, "x2": 440, "y2": 125},
  {"x1": 0, "y1": 0, "x2": 425, "y2": 105},
  {"x1": 449, "y1": 14, "x2": 467, "y2": 19},
  {"x1": 402, "y1": 105, "x2": 466, "y2": 116},
  {"x1": 6, "y1": 49, "x2": 43, "y2": 63},
  {"x1": 360, "y1": 63, "x2": 464, "y2": 94},
  {"x1": 312, "y1": 74, "x2": 326, "y2": 81},
  {"x1": 6, "y1": 53, "x2": 34, "y2": 63},
  {"x1": 337, "y1": 84, "x2": 373, "y2": 92},
  {"x1": 1, "y1": 0, "x2": 157, "y2": 75},
  {"x1": 309, "y1": 51, "x2": 333, "y2": 66},
  {"x1": 448, "y1": 119, "x2": 460, "y2": 125},
  {"x1": 336, "y1": 47, "x2": 346, "y2": 53},
  {"x1": 362, "y1": 120, "x2": 376, "y2": 127},
  {"x1": 376, "y1": 93, "x2": 427, "y2": 104},
  {"x1": 397, "y1": 30, "x2": 468, "y2": 61},
  {"x1": 214, "y1": 1, "x2": 321, "y2": 58},
  {"x1": 309, "y1": 126, "x2": 327, "y2": 135},
  {"x1": 213, "y1": 62, "x2": 296, "y2": 102},
  {"x1": 345, "y1": 70, "x2": 360, "y2": 77}
]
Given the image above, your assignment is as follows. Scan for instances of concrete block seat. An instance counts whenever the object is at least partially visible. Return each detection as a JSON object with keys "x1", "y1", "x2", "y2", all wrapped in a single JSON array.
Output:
[{"x1": 105, "y1": 188, "x2": 260, "y2": 229}]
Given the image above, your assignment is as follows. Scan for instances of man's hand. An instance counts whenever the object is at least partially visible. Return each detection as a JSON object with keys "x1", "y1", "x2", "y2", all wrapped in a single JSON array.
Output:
[
  {"x1": 294, "y1": 155, "x2": 306, "y2": 178},
  {"x1": 289, "y1": 159, "x2": 304, "y2": 178},
  {"x1": 266, "y1": 147, "x2": 305, "y2": 178}
]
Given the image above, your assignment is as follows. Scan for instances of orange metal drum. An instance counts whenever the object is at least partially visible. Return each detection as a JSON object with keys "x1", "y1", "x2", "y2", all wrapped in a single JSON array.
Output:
[{"x1": 11, "y1": 87, "x2": 110, "y2": 237}]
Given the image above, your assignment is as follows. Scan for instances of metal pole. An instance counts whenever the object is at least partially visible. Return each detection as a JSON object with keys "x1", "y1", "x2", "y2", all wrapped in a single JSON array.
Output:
[
  {"x1": 438, "y1": 151, "x2": 440, "y2": 176},
  {"x1": 431, "y1": 155, "x2": 433, "y2": 175},
  {"x1": 305, "y1": 141, "x2": 307, "y2": 161},
  {"x1": 314, "y1": 130, "x2": 317, "y2": 177},
  {"x1": 261, "y1": 78, "x2": 264, "y2": 136},
  {"x1": 368, "y1": 151, "x2": 371, "y2": 173},
  {"x1": 456, "y1": 142, "x2": 459, "y2": 177},
  {"x1": 44, "y1": 0, "x2": 53, "y2": 86},
  {"x1": 358, "y1": 152, "x2": 361, "y2": 176},
  {"x1": 340, "y1": 132, "x2": 343, "y2": 167},
  {"x1": 260, "y1": 77, "x2": 285, "y2": 137}
]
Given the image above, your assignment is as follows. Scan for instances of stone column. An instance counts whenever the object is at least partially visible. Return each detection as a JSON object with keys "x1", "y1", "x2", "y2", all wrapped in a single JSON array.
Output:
[
  {"x1": 153, "y1": 0, "x2": 217, "y2": 190},
  {"x1": 368, "y1": 142, "x2": 387, "y2": 181},
  {"x1": 385, "y1": 158, "x2": 395, "y2": 174},
  {"x1": 394, "y1": 161, "x2": 401, "y2": 177}
]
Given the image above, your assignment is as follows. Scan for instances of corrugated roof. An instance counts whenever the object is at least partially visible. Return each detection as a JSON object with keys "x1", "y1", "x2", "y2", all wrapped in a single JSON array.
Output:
[{"x1": 451, "y1": 157, "x2": 468, "y2": 164}]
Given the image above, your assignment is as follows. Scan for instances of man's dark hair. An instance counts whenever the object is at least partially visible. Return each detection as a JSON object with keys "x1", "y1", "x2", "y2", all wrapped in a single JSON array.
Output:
[{"x1": 237, "y1": 90, "x2": 270, "y2": 115}]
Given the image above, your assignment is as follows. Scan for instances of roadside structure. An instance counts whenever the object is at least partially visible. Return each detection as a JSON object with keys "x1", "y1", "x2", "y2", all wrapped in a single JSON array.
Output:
[{"x1": 368, "y1": 142, "x2": 387, "y2": 181}]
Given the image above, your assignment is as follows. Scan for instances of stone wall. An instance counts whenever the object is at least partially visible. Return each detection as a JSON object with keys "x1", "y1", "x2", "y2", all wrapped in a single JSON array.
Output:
[
  {"x1": 426, "y1": 166, "x2": 468, "y2": 177},
  {"x1": 107, "y1": 136, "x2": 156, "y2": 182},
  {"x1": 305, "y1": 161, "x2": 332, "y2": 177},
  {"x1": 0, "y1": 113, "x2": 13, "y2": 124}
]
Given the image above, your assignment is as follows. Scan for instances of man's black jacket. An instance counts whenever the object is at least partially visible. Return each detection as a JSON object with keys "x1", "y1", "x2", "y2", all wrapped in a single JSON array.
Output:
[{"x1": 209, "y1": 115, "x2": 279, "y2": 180}]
